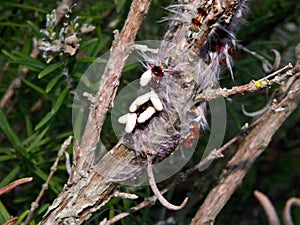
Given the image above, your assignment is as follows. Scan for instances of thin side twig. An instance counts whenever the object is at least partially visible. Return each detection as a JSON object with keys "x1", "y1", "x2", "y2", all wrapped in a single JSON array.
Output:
[
  {"x1": 237, "y1": 44, "x2": 281, "y2": 73},
  {"x1": 23, "y1": 136, "x2": 73, "y2": 225},
  {"x1": 102, "y1": 194, "x2": 157, "y2": 225},
  {"x1": 194, "y1": 63, "x2": 293, "y2": 103},
  {"x1": 3, "y1": 217, "x2": 19, "y2": 225},
  {"x1": 0, "y1": 177, "x2": 33, "y2": 196},
  {"x1": 186, "y1": 135, "x2": 240, "y2": 175},
  {"x1": 147, "y1": 155, "x2": 188, "y2": 211},
  {"x1": 254, "y1": 190, "x2": 281, "y2": 225},
  {"x1": 102, "y1": 182, "x2": 175, "y2": 225},
  {"x1": 283, "y1": 197, "x2": 300, "y2": 225}
]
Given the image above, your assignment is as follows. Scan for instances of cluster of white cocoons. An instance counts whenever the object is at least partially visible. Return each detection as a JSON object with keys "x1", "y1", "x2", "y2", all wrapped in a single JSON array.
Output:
[{"x1": 118, "y1": 89, "x2": 163, "y2": 133}]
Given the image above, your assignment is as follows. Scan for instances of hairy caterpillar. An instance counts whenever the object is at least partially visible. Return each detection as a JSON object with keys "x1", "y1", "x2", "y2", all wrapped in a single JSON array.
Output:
[{"x1": 112, "y1": 0, "x2": 248, "y2": 182}]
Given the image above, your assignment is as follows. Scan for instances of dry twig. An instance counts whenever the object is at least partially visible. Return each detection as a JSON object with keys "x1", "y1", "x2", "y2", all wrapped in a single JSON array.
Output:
[
  {"x1": 237, "y1": 44, "x2": 281, "y2": 73},
  {"x1": 253, "y1": 191, "x2": 300, "y2": 225},
  {"x1": 3, "y1": 217, "x2": 19, "y2": 225},
  {"x1": 186, "y1": 135, "x2": 240, "y2": 175},
  {"x1": 147, "y1": 155, "x2": 188, "y2": 210},
  {"x1": 194, "y1": 63, "x2": 294, "y2": 103},
  {"x1": 283, "y1": 197, "x2": 300, "y2": 225},
  {"x1": 0, "y1": 177, "x2": 33, "y2": 196},
  {"x1": 23, "y1": 136, "x2": 73, "y2": 225},
  {"x1": 254, "y1": 190, "x2": 281, "y2": 225}
]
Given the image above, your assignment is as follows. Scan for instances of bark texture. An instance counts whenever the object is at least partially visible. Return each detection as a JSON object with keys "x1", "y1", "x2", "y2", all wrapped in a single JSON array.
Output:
[{"x1": 39, "y1": 1, "x2": 152, "y2": 224}]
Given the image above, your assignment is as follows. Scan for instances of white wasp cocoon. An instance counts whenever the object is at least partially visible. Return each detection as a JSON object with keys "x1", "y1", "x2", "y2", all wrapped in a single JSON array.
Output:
[
  {"x1": 129, "y1": 92, "x2": 151, "y2": 112},
  {"x1": 118, "y1": 113, "x2": 130, "y2": 124},
  {"x1": 140, "y1": 69, "x2": 152, "y2": 87},
  {"x1": 125, "y1": 113, "x2": 137, "y2": 133},
  {"x1": 137, "y1": 106, "x2": 156, "y2": 123},
  {"x1": 149, "y1": 90, "x2": 163, "y2": 111}
]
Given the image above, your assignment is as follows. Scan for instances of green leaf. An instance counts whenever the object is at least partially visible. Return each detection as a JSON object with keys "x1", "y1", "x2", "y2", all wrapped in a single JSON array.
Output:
[
  {"x1": 0, "y1": 109, "x2": 21, "y2": 147},
  {"x1": 34, "y1": 113, "x2": 53, "y2": 131},
  {"x1": 116, "y1": 0, "x2": 127, "y2": 13},
  {"x1": 2, "y1": 49, "x2": 18, "y2": 60},
  {"x1": 10, "y1": 50, "x2": 33, "y2": 59},
  {"x1": 0, "y1": 154, "x2": 16, "y2": 162},
  {"x1": 0, "y1": 166, "x2": 20, "y2": 187},
  {"x1": 122, "y1": 62, "x2": 140, "y2": 73},
  {"x1": 46, "y1": 74, "x2": 63, "y2": 93},
  {"x1": 2, "y1": 49, "x2": 46, "y2": 71},
  {"x1": 12, "y1": 60, "x2": 45, "y2": 71},
  {"x1": 24, "y1": 111, "x2": 33, "y2": 137},
  {"x1": 91, "y1": 37, "x2": 110, "y2": 57},
  {"x1": 38, "y1": 62, "x2": 63, "y2": 79},
  {"x1": 0, "y1": 148, "x2": 13, "y2": 154},
  {"x1": 2, "y1": 3, "x2": 47, "y2": 13},
  {"x1": 34, "y1": 88, "x2": 69, "y2": 130},
  {"x1": 80, "y1": 38, "x2": 99, "y2": 49},
  {"x1": 73, "y1": 107, "x2": 85, "y2": 142},
  {"x1": 21, "y1": 78, "x2": 46, "y2": 95},
  {"x1": 52, "y1": 88, "x2": 69, "y2": 112},
  {"x1": 0, "y1": 200, "x2": 10, "y2": 224},
  {"x1": 37, "y1": 203, "x2": 50, "y2": 216},
  {"x1": 22, "y1": 37, "x2": 32, "y2": 56},
  {"x1": 25, "y1": 127, "x2": 49, "y2": 153},
  {"x1": 27, "y1": 21, "x2": 44, "y2": 37},
  {"x1": 14, "y1": 210, "x2": 30, "y2": 225},
  {"x1": 76, "y1": 57, "x2": 100, "y2": 63},
  {"x1": 0, "y1": 22, "x2": 29, "y2": 28}
]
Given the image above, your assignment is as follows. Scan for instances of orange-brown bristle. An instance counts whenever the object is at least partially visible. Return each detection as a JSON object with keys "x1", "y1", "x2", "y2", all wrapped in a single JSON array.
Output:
[
  {"x1": 192, "y1": 18, "x2": 202, "y2": 27},
  {"x1": 197, "y1": 7, "x2": 208, "y2": 18}
]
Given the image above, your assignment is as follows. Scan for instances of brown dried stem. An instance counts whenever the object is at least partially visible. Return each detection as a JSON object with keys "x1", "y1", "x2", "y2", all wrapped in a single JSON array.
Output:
[
  {"x1": 254, "y1": 190, "x2": 281, "y2": 225},
  {"x1": 194, "y1": 63, "x2": 294, "y2": 104},
  {"x1": 147, "y1": 155, "x2": 188, "y2": 211},
  {"x1": 3, "y1": 217, "x2": 19, "y2": 225},
  {"x1": 0, "y1": 177, "x2": 33, "y2": 196},
  {"x1": 283, "y1": 197, "x2": 300, "y2": 225}
]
